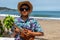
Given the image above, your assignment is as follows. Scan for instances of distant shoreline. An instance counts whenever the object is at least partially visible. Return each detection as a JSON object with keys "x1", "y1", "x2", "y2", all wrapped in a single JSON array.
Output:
[
  {"x1": 0, "y1": 7, "x2": 17, "y2": 11},
  {"x1": 1, "y1": 7, "x2": 60, "y2": 11}
]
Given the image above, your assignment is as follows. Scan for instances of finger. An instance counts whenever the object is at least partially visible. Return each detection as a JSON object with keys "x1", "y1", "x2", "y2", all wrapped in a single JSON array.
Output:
[{"x1": 23, "y1": 30, "x2": 28, "y2": 33}]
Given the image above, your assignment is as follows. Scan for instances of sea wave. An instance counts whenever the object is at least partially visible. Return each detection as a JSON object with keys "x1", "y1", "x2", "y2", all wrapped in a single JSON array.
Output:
[{"x1": 0, "y1": 14, "x2": 60, "y2": 20}]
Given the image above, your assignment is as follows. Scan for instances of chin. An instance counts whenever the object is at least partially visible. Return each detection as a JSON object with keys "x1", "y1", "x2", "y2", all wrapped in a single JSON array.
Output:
[{"x1": 22, "y1": 14, "x2": 28, "y2": 16}]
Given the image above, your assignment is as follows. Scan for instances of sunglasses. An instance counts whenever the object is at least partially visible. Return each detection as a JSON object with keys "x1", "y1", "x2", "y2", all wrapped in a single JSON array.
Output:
[{"x1": 20, "y1": 7, "x2": 30, "y2": 11}]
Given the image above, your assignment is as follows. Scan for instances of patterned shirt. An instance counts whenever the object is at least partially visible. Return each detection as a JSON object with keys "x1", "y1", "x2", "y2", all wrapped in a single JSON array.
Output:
[{"x1": 12, "y1": 17, "x2": 43, "y2": 40}]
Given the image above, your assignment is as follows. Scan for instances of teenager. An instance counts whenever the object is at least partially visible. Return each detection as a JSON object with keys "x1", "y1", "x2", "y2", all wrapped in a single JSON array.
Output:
[{"x1": 12, "y1": 1, "x2": 44, "y2": 40}]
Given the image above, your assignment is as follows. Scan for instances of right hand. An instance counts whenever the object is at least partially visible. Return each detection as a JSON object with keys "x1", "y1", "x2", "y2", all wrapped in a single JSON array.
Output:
[{"x1": 15, "y1": 27, "x2": 20, "y2": 33}]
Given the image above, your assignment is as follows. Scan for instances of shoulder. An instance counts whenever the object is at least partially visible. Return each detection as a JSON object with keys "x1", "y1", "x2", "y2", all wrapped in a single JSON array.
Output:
[
  {"x1": 14, "y1": 17, "x2": 20, "y2": 22},
  {"x1": 14, "y1": 17, "x2": 19, "y2": 20},
  {"x1": 29, "y1": 18, "x2": 37, "y2": 23}
]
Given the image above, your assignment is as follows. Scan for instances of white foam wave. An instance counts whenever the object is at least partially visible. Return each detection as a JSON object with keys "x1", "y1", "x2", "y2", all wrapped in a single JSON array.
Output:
[
  {"x1": 0, "y1": 14, "x2": 60, "y2": 20},
  {"x1": 0, "y1": 14, "x2": 19, "y2": 17}
]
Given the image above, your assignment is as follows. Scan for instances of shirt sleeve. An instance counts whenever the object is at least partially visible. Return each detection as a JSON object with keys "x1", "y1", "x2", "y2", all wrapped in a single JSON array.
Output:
[
  {"x1": 14, "y1": 18, "x2": 20, "y2": 28},
  {"x1": 33, "y1": 19, "x2": 43, "y2": 32}
]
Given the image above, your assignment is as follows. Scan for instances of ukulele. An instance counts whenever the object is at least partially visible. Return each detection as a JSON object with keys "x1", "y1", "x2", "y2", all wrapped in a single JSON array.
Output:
[{"x1": 13, "y1": 23, "x2": 35, "y2": 40}]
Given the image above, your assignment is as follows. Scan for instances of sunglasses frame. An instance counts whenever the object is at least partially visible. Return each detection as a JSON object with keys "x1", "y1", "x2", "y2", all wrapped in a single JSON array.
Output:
[{"x1": 20, "y1": 7, "x2": 30, "y2": 12}]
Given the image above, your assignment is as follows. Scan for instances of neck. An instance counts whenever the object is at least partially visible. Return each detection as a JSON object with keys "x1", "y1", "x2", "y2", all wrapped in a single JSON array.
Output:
[{"x1": 21, "y1": 15, "x2": 28, "y2": 21}]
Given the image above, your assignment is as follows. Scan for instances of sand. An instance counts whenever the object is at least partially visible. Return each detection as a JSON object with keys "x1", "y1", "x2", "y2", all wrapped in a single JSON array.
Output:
[
  {"x1": 35, "y1": 19, "x2": 60, "y2": 40},
  {"x1": 0, "y1": 16, "x2": 60, "y2": 40}
]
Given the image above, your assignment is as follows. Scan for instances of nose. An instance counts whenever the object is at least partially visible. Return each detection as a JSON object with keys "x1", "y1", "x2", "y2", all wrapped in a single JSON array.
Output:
[{"x1": 24, "y1": 9, "x2": 26, "y2": 11}]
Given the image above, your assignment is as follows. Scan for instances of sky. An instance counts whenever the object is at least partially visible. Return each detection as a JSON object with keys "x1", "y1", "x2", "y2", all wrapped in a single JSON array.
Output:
[{"x1": 0, "y1": 0, "x2": 60, "y2": 11}]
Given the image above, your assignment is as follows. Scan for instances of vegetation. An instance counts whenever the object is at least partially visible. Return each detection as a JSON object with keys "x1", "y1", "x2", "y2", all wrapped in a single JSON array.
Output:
[
  {"x1": 0, "y1": 20, "x2": 4, "y2": 37},
  {"x1": 3, "y1": 15, "x2": 14, "y2": 30},
  {"x1": 0, "y1": 16, "x2": 15, "y2": 37}
]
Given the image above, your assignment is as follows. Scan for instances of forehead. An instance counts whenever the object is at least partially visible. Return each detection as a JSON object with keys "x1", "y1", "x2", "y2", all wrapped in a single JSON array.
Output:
[{"x1": 21, "y1": 5, "x2": 28, "y2": 8}]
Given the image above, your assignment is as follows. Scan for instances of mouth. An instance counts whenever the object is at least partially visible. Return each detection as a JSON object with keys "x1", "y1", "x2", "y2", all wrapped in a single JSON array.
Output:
[{"x1": 21, "y1": 12, "x2": 28, "y2": 15}]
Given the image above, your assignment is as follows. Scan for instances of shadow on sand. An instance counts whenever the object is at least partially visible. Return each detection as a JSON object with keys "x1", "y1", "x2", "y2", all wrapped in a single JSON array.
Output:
[{"x1": 35, "y1": 38, "x2": 48, "y2": 40}]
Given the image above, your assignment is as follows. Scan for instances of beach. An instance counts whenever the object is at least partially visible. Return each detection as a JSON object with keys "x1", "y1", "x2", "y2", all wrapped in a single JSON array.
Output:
[
  {"x1": 35, "y1": 19, "x2": 60, "y2": 40},
  {"x1": 0, "y1": 16, "x2": 60, "y2": 40}
]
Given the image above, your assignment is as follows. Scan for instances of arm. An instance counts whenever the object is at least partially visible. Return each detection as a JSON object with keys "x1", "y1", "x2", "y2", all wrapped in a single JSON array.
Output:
[
  {"x1": 30, "y1": 19, "x2": 44, "y2": 36},
  {"x1": 31, "y1": 32, "x2": 44, "y2": 36},
  {"x1": 26, "y1": 29, "x2": 44, "y2": 36}
]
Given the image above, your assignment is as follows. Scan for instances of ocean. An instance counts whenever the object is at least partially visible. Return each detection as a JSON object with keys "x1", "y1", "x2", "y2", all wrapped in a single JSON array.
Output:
[{"x1": 0, "y1": 10, "x2": 60, "y2": 18}]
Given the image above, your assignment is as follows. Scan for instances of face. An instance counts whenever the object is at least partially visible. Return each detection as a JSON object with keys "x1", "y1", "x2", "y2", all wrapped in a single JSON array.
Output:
[{"x1": 20, "y1": 5, "x2": 30, "y2": 16}]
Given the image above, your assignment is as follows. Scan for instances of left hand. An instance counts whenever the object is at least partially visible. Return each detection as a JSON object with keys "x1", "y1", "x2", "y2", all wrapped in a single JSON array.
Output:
[{"x1": 24, "y1": 29, "x2": 32, "y2": 37}]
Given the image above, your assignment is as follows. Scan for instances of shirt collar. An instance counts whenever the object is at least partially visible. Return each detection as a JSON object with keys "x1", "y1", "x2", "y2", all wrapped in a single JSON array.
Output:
[{"x1": 19, "y1": 17, "x2": 29, "y2": 23}]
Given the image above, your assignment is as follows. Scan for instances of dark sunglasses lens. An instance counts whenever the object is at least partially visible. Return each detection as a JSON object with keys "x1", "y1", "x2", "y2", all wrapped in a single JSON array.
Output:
[
  {"x1": 20, "y1": 8, "x2": 24, "y2": 11},
  {"x1": 25, "y1": 8, "x2": 29, "y2": 11}
]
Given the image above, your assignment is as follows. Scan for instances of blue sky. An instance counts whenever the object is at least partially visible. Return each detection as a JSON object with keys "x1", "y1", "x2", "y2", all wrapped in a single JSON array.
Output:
[{"x1": 0, "y1": 0, "x2": 60, "y2": 11}]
